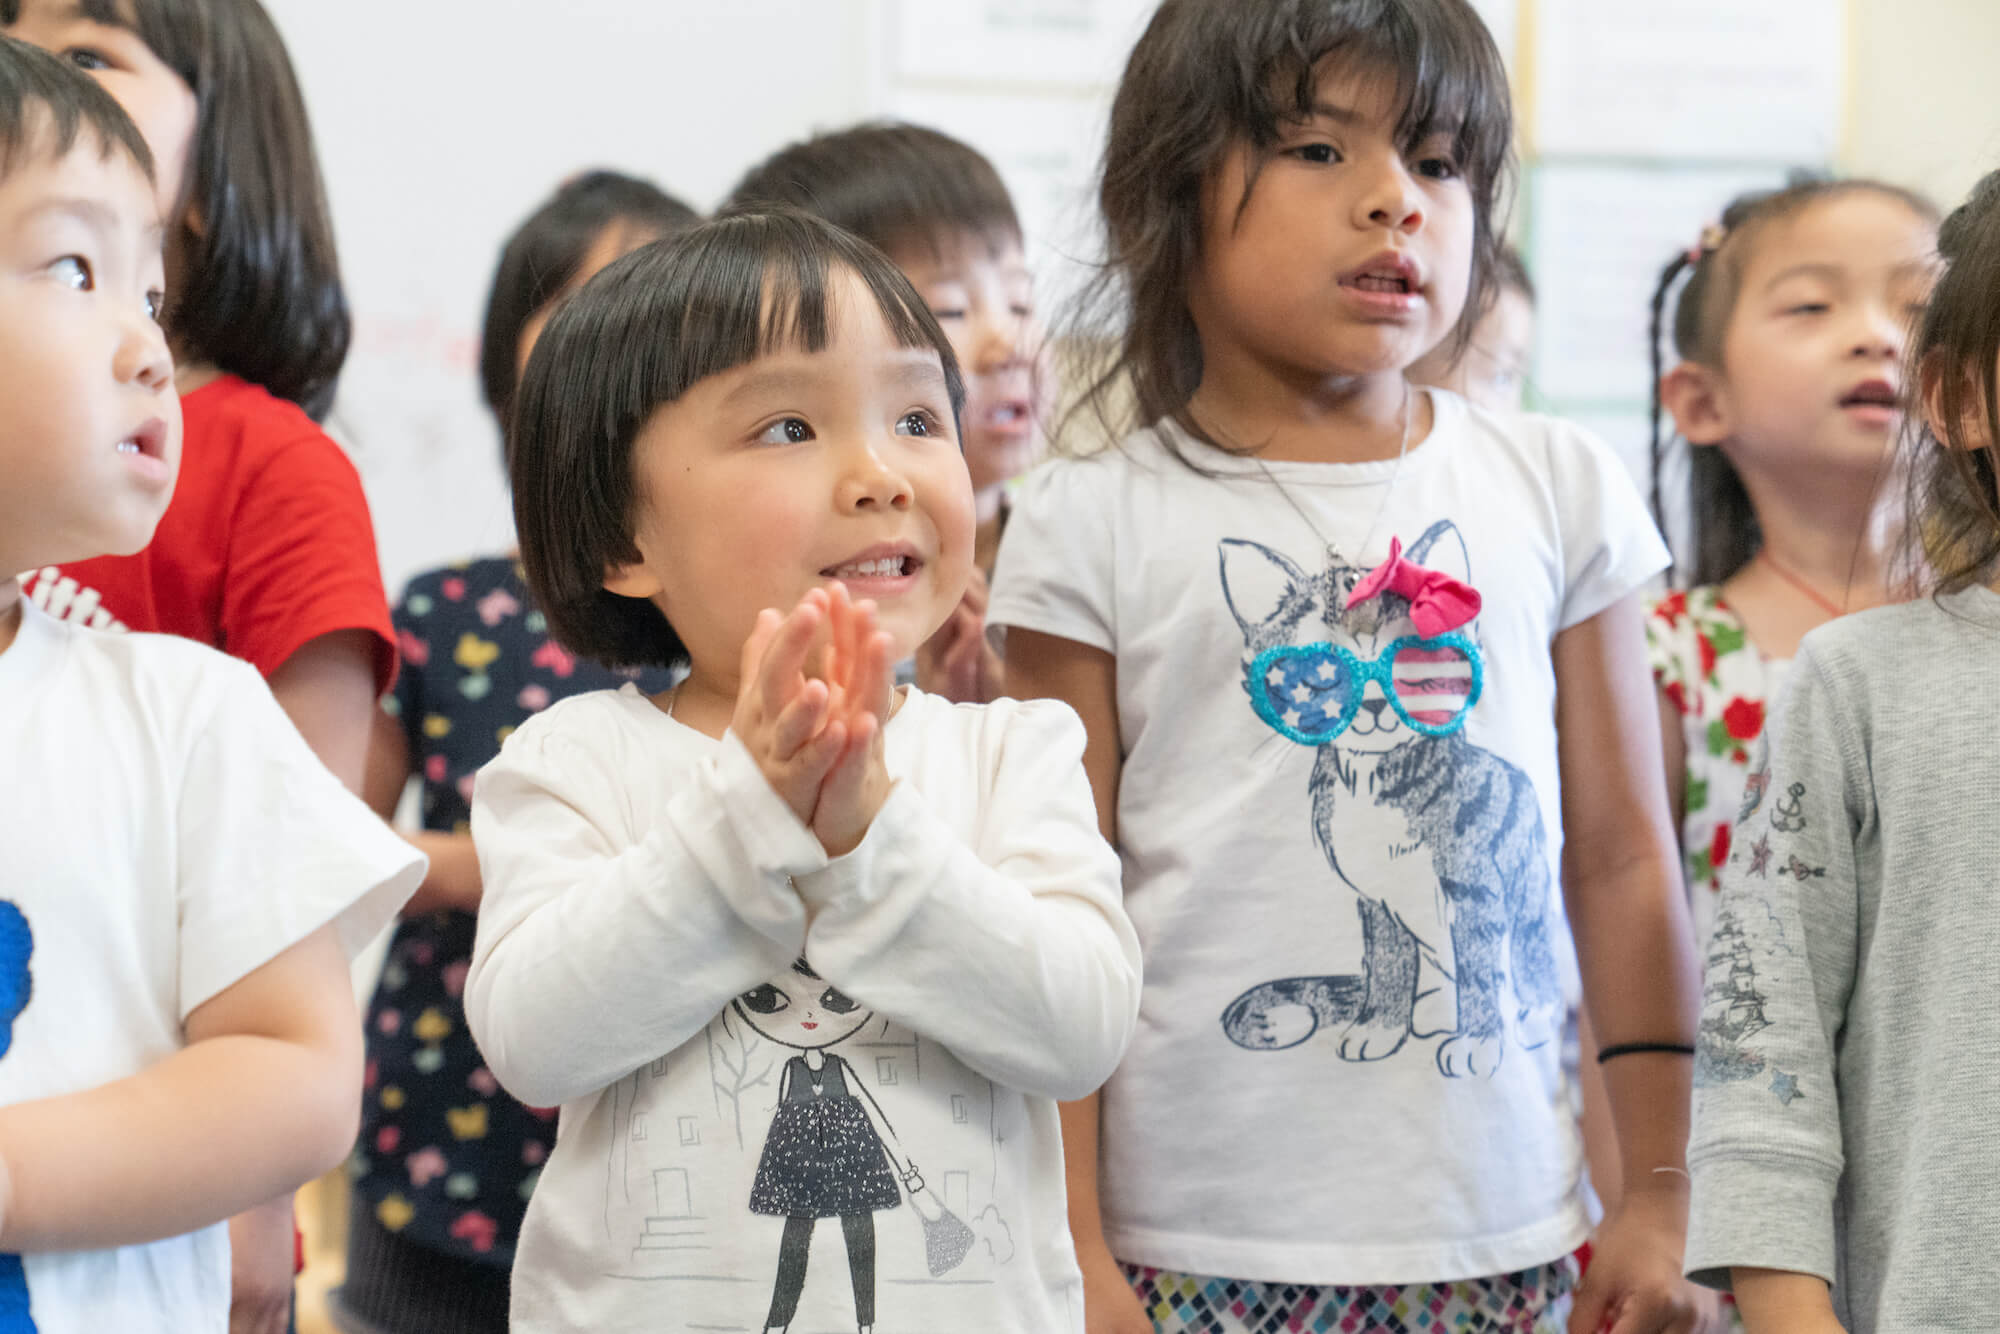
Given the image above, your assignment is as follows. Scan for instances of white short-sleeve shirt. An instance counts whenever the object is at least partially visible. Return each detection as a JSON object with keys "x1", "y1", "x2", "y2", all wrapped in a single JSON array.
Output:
[
  {"x1": 989, "y1": 390, "x2": 1669, "y2": 1283},
  {"x1": 0, "y1": 600, "x2": 424, "y2": 1333}
]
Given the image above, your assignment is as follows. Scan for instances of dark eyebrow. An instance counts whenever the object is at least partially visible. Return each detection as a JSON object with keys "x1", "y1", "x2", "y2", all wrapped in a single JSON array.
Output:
[{"x1": 1306, "y1": 102, "x2": 1365, "y2": 127}]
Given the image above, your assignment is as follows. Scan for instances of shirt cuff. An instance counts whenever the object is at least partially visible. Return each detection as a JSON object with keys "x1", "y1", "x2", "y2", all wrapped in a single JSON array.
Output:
[
  {"x1": 1685, "y1": 1151, "x2": 1840, "y2": 1291},
  {"x1": 791, "y1": 781, "x2": 940, "y2": 951},
  {"x1": 699, "y1": 731, "x2": 828, "y2": 943}
]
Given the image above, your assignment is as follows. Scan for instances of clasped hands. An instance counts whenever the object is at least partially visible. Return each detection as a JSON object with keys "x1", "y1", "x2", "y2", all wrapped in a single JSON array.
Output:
[{"x1": 732, "y1": 584, "x2": 895, "y2": 858}]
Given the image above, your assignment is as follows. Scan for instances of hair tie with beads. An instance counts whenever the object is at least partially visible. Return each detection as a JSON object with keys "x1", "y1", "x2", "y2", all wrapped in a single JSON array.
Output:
[{"x1": 1686, "y1": 221, "x2": 1728, "y2": 266}]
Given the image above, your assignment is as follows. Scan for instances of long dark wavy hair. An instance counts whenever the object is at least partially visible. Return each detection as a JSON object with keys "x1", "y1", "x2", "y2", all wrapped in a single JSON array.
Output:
[
  {"x1": 1062, "y1": 0, "x2": 1513, "y2": 467},
  {"x1": 1904, "y1": 169, "x2": 2000, "y2": 596},
  {"x1": 1646, "y1": 175, "x2": 1937, "y2": 588}
]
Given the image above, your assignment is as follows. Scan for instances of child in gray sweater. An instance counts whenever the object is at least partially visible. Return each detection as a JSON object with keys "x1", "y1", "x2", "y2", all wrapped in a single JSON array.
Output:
[{"x1": 1685, "y1": 169, "x2": 2000, "y2": 1333}]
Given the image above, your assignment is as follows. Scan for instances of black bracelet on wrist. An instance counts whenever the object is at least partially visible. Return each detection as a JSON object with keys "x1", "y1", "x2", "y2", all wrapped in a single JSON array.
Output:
[{"x1": 1596, "y1": 1041, "x2": 1696, "y2": 1065}]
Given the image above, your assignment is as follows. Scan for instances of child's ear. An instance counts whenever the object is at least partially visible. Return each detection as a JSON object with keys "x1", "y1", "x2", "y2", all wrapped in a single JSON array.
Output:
[
  {"x1": 602, "y1": 553, "x2": 663, "y2": 600},
  {"x1": 1920, "y1": 351, "x2": 1992, "y2": 452},
  {"x1": 1659, "y1": 360, "x2": 1731, "y2": 447}
]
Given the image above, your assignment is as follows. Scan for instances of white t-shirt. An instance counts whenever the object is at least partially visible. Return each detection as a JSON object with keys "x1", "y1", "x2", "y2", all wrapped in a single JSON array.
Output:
[
  {"x1": 467, "y1": 685, "x2": 1140, "y2": 1334},
  {"x1": 0, "y1": 600, "x2": 424, "y2": 1334},
  {"x1": 988, "y1": 390, "x2": 1669, "y2": 1284}
]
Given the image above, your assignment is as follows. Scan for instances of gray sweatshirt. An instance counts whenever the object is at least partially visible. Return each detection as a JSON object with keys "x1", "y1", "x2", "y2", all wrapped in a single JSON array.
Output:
[{"x1": 1685, "y1": 586, "x2": 2000, "y2": 1331}]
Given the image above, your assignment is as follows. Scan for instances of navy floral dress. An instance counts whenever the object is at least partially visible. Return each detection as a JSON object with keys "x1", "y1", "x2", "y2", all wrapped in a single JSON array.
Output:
[{"x1": 351, "y1": 557, "x2": 673, "y2": 1268}]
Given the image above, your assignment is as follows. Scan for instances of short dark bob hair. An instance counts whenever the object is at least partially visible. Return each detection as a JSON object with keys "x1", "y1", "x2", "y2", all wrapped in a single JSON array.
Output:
[
  {"x1": 725, "y1": 120, "x2": 1021, "y2": 262},
  {"x1": 1, "y1": 0, "x2": 352, "y2": 420},
  {"x1": 0, "y1": 34, "x2": 151, "y2": 182},
  {"x1": 510, "y1": 208, "x2": 967, "y2": 670},
  {"x1": 478, "y1": 169, "x2": 699, "y2": 426}
]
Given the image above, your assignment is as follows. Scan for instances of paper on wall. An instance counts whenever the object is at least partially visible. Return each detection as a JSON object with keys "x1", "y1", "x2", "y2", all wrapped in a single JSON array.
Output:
[
  {"x1": 1534, "y1": 0, "x2": 1844, "y2": 161},
  {"x1": 1528, "y1": 162, "x2": 1787, "y2": 406},
  {"x1": 890, "y1": 0, "x2": 1154, "y2": 88}
]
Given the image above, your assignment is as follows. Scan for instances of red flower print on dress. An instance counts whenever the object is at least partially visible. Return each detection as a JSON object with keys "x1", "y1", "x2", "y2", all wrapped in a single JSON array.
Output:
[
  {"x1": 1663, "y1": 680, "x2": 1688, "y2": 715},
  {"x1": 1710, "y1": 821, "x2": 1731, "y2": 872},
  {"x1": 1722, "y1": 697, "x2": 1764, "y2": 740},
  {"x1": 376, "y1": 1126, "x2": 401, "y2": 1154},
  {"x1": 441, "y1": 576, "x2": 467, "y2": 602},
  {"x1": 531, "y1": 639, "x2": 576, "y2": 678},
  {"x1": 1697, "y1": 632, "x2": 1718, "y2": 680},
  {"x1": 449, "y1": 1211, "x2": 498, "y2": 1253},
  {"x1": 1654, "y1": 591, "x2": 1688, "y2": 627}
]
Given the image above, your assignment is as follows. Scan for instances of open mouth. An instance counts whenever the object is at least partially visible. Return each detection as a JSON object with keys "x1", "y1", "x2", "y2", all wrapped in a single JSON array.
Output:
[
  {"x1": 1347, "y1": 272, "x2": 1413, "y2": 294},
  {"x1": 1839, "y1": 380, "x2": 1898, "y2": 410},
  {"x1": 821, "y1": 553, "x2": 921, "y2": 580},
  {"x1": 114, "y1": 418, "x2": 168, "y2": 459},
  {"x1": 1340, "y1": 251, "x2": 1421, "y2": 298}
]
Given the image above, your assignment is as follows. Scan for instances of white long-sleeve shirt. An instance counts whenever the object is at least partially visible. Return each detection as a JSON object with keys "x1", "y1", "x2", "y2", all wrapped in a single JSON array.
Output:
[{"x1": 467, "y1": 683, "x2": 1139, "y2": 1334}]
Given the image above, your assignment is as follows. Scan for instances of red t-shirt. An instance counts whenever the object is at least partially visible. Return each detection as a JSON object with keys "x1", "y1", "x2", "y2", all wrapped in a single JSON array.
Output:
[{"x1": 21, "y1": 373, "x2": 396, "y2": 695}]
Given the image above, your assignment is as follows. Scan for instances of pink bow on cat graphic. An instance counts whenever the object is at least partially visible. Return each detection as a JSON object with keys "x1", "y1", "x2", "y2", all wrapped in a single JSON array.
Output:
[{"x1": 1345, "y1": 537, "x2": 1482, "y2": 638}]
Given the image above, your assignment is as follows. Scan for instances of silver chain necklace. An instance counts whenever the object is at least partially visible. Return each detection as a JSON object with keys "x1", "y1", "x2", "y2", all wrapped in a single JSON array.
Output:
[{"x1": 1250, "y1": 380, "x2": 1415, "y2": 566}]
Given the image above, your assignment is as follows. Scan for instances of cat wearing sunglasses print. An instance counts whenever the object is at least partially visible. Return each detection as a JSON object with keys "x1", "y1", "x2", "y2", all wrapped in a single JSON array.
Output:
[{"x1": 1216, "y1": 520, "x2": 1563, "y2": 1078}]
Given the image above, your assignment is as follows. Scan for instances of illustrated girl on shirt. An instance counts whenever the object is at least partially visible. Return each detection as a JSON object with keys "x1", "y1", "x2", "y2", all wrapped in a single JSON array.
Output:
[{"x1": 733, "y1": 958, "x2": 969, "y2": 1334}]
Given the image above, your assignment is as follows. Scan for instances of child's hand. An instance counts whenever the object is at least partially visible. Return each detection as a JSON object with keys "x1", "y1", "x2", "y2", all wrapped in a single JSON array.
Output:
[
  {"x1": 915, "y1": 567, "x2": 1004, "y2": 703},
  {"x1": 730, "y1": 590, "x2": 849, "y2": 827},
  {"x1": 1569, "y1": 1180, "x2": 1708, "y2": 1334},
  {"x1": 811, "y1": 589, "x2": 895, "y2": 857}
]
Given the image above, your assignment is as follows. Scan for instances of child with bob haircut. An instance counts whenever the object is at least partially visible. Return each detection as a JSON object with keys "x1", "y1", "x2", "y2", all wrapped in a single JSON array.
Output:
[
  {"x1": 465, "y1": 208, "x2": 1142, "y2": 1334},
  {"x1": 1685, "y1": 169, "x2": 2000, "y2": 1334},
  {"x1": 0, "y1": 35, "x2": 421, "y2": 1331},
  {"x1": 728, "y1": 121, "x2": 1046, "y2": 701}
]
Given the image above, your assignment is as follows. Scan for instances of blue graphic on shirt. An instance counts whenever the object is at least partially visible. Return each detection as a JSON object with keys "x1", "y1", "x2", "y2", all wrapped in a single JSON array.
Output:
[
  {"x1": 0, "y1": 900, "x2": 35, "y2": 1330},
  {"x1": 1214, "y1": 521, "x2": 1563, "y2": 1078}
]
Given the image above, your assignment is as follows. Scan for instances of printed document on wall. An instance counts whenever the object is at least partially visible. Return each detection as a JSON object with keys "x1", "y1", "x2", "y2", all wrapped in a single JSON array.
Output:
[{"x1": 1533, "y1": 0, "x2": 1844, "y2": 160}]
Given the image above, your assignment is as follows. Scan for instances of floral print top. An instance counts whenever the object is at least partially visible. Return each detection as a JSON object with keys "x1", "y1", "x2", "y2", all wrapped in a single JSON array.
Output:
[
  {"x1": 1645, "y1": 586, "x2": 1791, "y2": 948},
  {"x1": 351, "y1": 556, "x2": 673, "y2": 1267}
]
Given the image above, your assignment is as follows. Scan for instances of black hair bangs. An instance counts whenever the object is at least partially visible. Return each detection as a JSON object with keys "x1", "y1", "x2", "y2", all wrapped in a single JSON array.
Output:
[
  {"x1": 669, "y1": 210, "x2": 968, "y2": 422},
  {"x1": 1252, "y1": 0, "x2": 1511, "y2": 202},
  {"x1": 0, "y1": 34, "x2": 153, "y2": 181}
]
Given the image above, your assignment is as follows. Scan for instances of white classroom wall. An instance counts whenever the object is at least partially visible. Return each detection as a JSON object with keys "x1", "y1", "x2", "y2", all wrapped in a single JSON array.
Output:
[{"x1": 264, "y1": 0, "x2": 2000, "y2": 601}]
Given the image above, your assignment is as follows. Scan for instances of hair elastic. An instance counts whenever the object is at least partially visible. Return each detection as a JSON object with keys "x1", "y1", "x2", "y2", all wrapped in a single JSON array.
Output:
[
  {"x1": 1685, "y1": 221, "x2": 1728, "y2": 266},
  {"x1": 1596, "y1": 1041, "x2": 1695, "y2": 1065}
]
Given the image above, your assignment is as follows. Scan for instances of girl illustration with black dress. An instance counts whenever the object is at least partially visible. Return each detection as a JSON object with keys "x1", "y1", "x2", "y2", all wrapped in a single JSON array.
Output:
[{"x1": 734, "y1": 958, "x2": 971, "y2": 1334}]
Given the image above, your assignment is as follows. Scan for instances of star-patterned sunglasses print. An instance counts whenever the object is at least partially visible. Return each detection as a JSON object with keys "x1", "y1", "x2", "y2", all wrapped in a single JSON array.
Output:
[{"x1": 1248, "y1": 633, "x2": 1485, "y2": 745}]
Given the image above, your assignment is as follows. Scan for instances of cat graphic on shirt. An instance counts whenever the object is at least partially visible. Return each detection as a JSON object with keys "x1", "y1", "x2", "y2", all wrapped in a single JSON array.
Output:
[{"x1": 1216, "y1": 520, "x2": 1563, "y2": 1077}]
